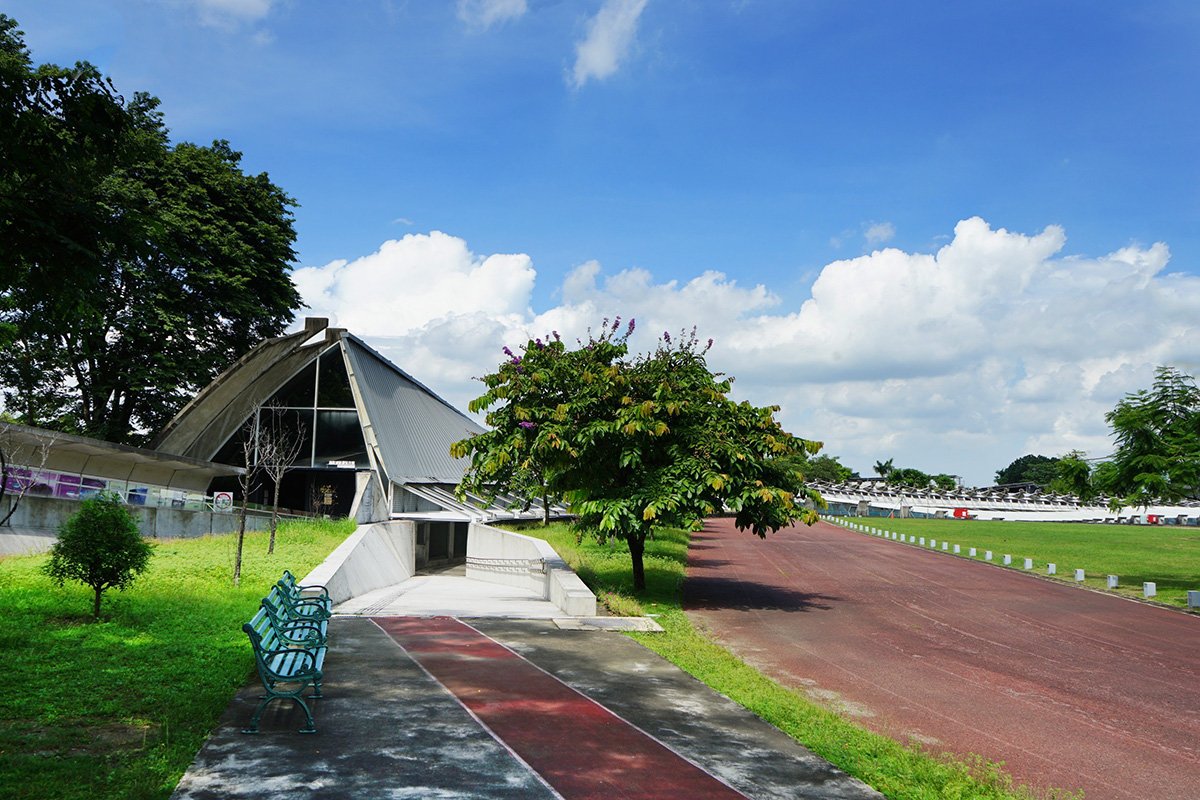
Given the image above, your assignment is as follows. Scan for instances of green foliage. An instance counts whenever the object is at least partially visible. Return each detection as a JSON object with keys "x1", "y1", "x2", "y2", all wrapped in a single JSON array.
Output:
[
  {"x1": 1, "y1": 517, "x2": 352, "y2": 800},
  {"x1": 873, "y1": 458, "x2": 894, "y2": 479},
  {"x1": 43, "y1": 492, "x2": 154, "y2": 619},
  {"x1": 888, "y1": 466, "x2": 932, "y2": 489},
  {"x1": 777, "y1": 451, "x2": 855, "y2": 483},
  {"x1": 994, "y1": 454, "x2": 1059, "y2": 487},
  {"x1": 931, "y1": 473, "x2": 958, "y2": 491},
  {"x1": 1103, "y1": 365, "x2": 1200, "y2": 506},
  {"x1": 456, "y1": 321, "x2": 821, "y2": 589},
  {"x1": 0, "y1": 15, "x2": 301, "y2": 444},
  {"x1": 1047, "y1": 450, "x2": 1094, "y2": 501},
  {"x1": 517, "y1": 521, "x2": 1070, "y2": 800}
]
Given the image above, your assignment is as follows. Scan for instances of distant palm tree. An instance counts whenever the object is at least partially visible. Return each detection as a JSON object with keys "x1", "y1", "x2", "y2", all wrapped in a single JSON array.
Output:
[{"x1": 873, "y1": 458, "x2": 894, "y2": 480}]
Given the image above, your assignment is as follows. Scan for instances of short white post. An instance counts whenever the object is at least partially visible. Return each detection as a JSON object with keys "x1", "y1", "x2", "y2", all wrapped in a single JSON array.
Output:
[
  {"x1": 985, "y1": 550, "x2": 993, "y2": 561},
  {"x1": 1074, "y1": 568, "x2": 1085, "y2": 582},
  {"x1": 1187, "y1": 590, "x2": 1200, "y2": 608},
  {"x1": 1048, "y1": 563, "x2": 1057, "y2": 575},
  {"x1": 953, "y1": 544, "x2": 961, "y2": 554},
  {"x1": 1107, "y1": 575, "x2": 1118, "y2": 589},
  {"x1": 919, "y1": 537, "x2": 926, "y2": 546},
  {"x1": 942, "y1": 542, "x2": 949, "y2": 551},
  {"x1": 1144, "y1": 582, "x2": 1156, "y2": 598},
  {"x1": 969, "y1": 547, "x2": 977, "y2": 557},
  {"x1": 1023, "y1": 558, "x2": 1033, "y2": 570},
  {"x1": 1003, "y1": 554, "x2": 1012, "y2": 565},
  {"x1": 930, "y1": 538, "x2": 937, "y2": 548}
]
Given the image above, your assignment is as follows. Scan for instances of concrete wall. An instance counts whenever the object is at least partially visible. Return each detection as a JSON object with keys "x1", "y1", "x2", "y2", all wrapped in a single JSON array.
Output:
[
  {"x1": 301, "y1": 519, "x2": 416, "y2": 606},
  {"x1": 0, "y1": 494, "x2": 271, "y2": 556},
  {"x1": 466, "y1": 522, "x2": 596, "y2": 617}
]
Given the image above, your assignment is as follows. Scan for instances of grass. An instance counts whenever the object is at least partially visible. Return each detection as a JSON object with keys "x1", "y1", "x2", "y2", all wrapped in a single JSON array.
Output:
[
  {"x1": 512, "y1": 521, "x2": 1082, "y2": 800},
  {"x1": 0, "y1": 517, "x2": 354, "y2": 800},
  {"x1": 833, "y1": 516, "x2": 1200, "y2": 608}
]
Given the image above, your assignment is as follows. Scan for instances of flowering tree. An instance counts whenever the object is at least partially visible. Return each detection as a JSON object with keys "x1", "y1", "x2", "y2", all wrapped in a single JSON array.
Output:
[{"x1": 454, "y1": 319, "x2": 823, "y2": 591}]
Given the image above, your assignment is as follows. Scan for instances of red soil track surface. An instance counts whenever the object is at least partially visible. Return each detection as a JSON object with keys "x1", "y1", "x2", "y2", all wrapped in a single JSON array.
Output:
[
  {"x1": 684, "y1": 518, "x2": 1200, "y2": 800},
  {"x1": 374, "y1": 616, "x2": 748, "y2": 800}
]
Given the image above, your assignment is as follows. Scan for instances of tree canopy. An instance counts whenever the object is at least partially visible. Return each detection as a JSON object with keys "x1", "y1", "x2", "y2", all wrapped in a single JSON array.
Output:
[
  {"x1": 0, "y1": 15, "x2": 301, "y2": 444},
  {"x1": 453, "y1": 321, "x2": 821, "y2": 590},
  {"x1": 1101, "y1": 366, "x2": 1200, "y2": 505},
  {"x1": 994, "y1": 454, "x2": 1059, "y2": 487}
]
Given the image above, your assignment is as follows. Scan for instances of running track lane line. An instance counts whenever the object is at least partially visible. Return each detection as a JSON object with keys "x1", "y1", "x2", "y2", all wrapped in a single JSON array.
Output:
[{"x1": 373, "y1": 616, "x2": 748, "y2": 800}]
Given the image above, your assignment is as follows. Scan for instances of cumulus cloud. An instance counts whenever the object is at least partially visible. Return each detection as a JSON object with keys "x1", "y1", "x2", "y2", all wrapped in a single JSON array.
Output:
[
  {"x1": 292, "y1": 218, "x2": 1200, "y2": 485},
  {"x1": 569, "y1": 0, "x2": 649, "y2": 88},
  {"x1": 457, "y1": 0, "x2": 528, "y2": 30}
]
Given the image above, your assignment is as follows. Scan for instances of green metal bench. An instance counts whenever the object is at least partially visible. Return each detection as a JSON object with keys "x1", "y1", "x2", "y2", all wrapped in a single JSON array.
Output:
[
  {"x1": 258, "y1": 595, "x2": 328, "y2": 648},
  {"x1": 266, "y1": 582, "x2": 332, "y2": 620},
  {"x1": 241, "y1": 608, "x2": 327, "y2": 734}
]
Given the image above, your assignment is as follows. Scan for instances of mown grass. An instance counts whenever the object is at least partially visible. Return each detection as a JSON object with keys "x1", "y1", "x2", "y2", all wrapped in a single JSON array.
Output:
[
  {"x1": 0, "y1": 518, "x2": 354, "y2": 800},
  {"x1": 834, "y1": 516, "x2": 1200, "y2": 608},
  {"x1": 514, "y1": 521, "x2": 1081, "y2": 800}
]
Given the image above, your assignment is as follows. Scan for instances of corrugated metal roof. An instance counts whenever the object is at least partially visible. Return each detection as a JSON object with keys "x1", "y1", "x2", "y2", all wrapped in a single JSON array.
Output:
[{"x1": 342, "y1": 335, "x2": 484, "y2": 483}]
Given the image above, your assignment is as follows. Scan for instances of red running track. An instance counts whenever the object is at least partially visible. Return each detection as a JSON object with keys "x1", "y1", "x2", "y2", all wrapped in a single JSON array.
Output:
[
  {"x1": 374, "y1": 616, "x2": 747, "y2": 800},
  {"x1": 684, "y1": 518, "x2": 1200, "y2": 800}
]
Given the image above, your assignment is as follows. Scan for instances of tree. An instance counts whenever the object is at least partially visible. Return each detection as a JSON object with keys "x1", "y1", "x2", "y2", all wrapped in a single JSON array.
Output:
[
  {"x1": 257, "y1": 407, "x2": 305, "y2": 555},
  {"x1": 0, "y1": 16, "x2": 301, "y2": 444},
  {"x1": 454, "y1": 321, "x2": 822, "y2": 591},
  {"x1": 994, "y1": 454, "x2": 1059, "y2": 486},
  {"x1": 888, "y1": 467, "x2": 932, "y2": 490},
  {"x1": 43, "y1": 491, "x2": 153, "y2": 619},
  {"x1": 873, "y1": 458, "x2": 894, "y2": 480},
  {"x1": 0, "y1": 421, "x2": 51, "y2": 526},
  {"x1": 792, "y1": 453, "x2": 855, "y2": 483},
  {"x1": 1103, "y1": 366, "x2": 1200, "y2": 505},
  {"x1": 233, "y1": 419, "x2": 258, "y2": 586},
  {"x1": 931, "y1": 473, "x2": 957, "y2": 492},
  {"x1": 1049, "y1": 450, "x2": 1094, "y2": 502}
]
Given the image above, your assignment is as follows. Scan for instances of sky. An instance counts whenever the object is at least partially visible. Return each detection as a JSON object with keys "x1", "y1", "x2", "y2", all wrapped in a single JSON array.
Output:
[{"x1": 7, "y1": 0, "x2": 1200, "y2": 486}]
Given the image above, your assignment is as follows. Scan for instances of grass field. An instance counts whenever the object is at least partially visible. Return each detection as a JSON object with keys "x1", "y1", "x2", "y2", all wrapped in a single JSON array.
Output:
[
  {"x1": 0, "y1": 518, "x2": 354, "y2": 800},
  {"x1": 830, "y1": 516, "x2": 1200, "y2": 608},
  {"x1": 515, "y1": 521, "x2": 1080, "y2": 800}
]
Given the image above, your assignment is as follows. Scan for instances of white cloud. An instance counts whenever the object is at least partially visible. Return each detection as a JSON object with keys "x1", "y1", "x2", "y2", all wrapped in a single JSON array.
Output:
[
  {"x1": 569, "y1": 0, "x2": 649, "y2": 88},
  {"x1": 191, "y1": 0, "x2": 274, "y2": 26},
  {"x1": 864, "y1": 221, "x2": 895, "y2": 247},
  {"x1": 292, "y1": 218, "x2": 1200, "y2": 486},
  {"x1": 456, "y1": 0, "x2": 528, "y2": 30}
]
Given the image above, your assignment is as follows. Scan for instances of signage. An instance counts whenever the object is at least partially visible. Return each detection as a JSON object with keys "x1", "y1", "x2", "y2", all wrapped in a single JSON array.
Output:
[{"x1": 213, "y1": 491, "x2": 234, "y2": 512}]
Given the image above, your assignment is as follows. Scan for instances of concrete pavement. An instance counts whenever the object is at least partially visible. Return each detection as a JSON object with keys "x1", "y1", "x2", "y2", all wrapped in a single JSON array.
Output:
[{"x1": 172, "y1": 615, "x2": 882, "y2": 799}]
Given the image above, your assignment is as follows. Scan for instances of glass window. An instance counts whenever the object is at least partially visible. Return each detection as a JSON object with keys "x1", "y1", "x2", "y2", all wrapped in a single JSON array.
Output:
[
  {"x1": 267, "y1": 361, "x2": 316, "y2": 408},
  {"x1": 314, "y1": 410, "x2": 368, "y2": 468},
  {"x1": 316, "y1": 350, "x2": 355, "y2": 408}
]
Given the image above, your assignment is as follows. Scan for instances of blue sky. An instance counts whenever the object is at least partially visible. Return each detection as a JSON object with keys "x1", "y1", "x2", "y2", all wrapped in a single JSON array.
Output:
[{"x1": 8, "y1": 1, "x2": 1200, "y2": 485}]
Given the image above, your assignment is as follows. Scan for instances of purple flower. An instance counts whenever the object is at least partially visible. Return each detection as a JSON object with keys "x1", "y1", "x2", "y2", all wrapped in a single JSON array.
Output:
[
  {"x1": 707, "y1": 338, "x2": 714, "y2": 349},
  {"x1": 535, "y1": 338, "x2": 544, "y2": 349},
  {"x1": 663, "y1": 330, "x2": 671, "y2": 344},
  {"x1": 502, "y1": 345, "x2": 514, "y2": 357},
  {"x1": 626, "y1": 318, "x2": 635, "y2": 335},
  {"x1": 510, "y1": 356, "x2": 522, "y2": 365},
  {"x1": 519, "y1": 421, "x2": 536, "y2": 429},
  {"x1": 612, "y1": 315, "x2": 621, "y2": 332},
  {"x1": 552, "y1": 330, "x2": 560, "y2": 341}
]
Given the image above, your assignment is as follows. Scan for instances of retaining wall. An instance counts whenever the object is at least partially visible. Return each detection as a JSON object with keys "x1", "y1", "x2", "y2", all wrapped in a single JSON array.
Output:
[
  {"x1": 301, "y1": 519, "x2": 416, "y2": 606},
  {"x1": 466, "y1": 522, "x2": 597, "y2": 616}
]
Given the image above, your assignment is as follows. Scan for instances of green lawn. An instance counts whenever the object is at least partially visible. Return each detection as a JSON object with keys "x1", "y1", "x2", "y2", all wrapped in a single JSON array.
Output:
[
  {"x1": 831, "y1": 516, "x2": 1200, "y2": 608},
  {"x1": 514, "y1": 521, "x2": 1080, "y2": 800},
  {"x1": 0, "y1": 518, "x2": 354, "y2": 800}
]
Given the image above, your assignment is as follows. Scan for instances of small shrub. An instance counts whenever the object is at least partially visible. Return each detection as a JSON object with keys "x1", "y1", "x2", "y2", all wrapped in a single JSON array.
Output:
[{"x1": 44, "y1": 492, "x2": 154, "y2": 619}]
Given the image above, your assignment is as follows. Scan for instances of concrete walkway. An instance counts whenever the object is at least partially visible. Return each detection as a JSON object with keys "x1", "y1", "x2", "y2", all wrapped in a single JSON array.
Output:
[
  {"x1": 334, "y1": 573, "x2": 565, "y2": 618},
  {"x1": 172, "y1": 616, "x2": 882, "y2": 799}
]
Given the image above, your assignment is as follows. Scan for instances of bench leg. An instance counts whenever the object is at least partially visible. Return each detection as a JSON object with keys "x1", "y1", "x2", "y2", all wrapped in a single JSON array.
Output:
[{"x1": 240, "y1": 693, "x2": 318, "y2": 734}]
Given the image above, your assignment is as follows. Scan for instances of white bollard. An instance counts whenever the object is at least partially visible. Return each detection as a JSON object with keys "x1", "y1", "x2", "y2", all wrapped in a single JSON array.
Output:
[
  {"x1": 942, "y1": 542, "x2": 949, "y2": 551},
  {"x1": 1003, "y1": 554, "x2": 1012, "y2": 565},
  {"x1": 1024, "y1": 558, "x2": 1033, "y2": 570},
  {"x1": 1074, "y1": 568, "x2": 1085, "y2": 582},
  {"x1": 953, "y1": 544, "x2": 961, "y2": 554},
  {"x1": 1048, "y1": 563, "x2": 1057, "y2": 575},
  {"x1": 1144, "y1": 582, "x2": 1156, "y2": 598},
  {"x1": 1187, "y1": 590, "x2": 1200, "y2": 608},
  {"x1": 985, "y1": 550, "x2": 993, "y2": 561},
  {"x1": 919, "y1": 537, "x2": 926, "y2": 546},
  {"x1": 969, "y1": 547, "x2": 977, "y2": 557},
  {"x1": 930, "y1": 538, "x2": 937, "y2": 548},
  {"x1": 1107, "y1": 575, "x2": 1119, "y2": 589}
]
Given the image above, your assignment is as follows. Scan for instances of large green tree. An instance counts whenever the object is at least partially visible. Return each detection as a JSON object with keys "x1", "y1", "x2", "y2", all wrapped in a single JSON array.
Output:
[
  {"x1": 1103, "y1": 366, "x2": 1200, "y2": 505},
  {"x1": 994, "y1": 454, "x2": 1059, "y2": 487},
  {"x1": 0, "y1": 16, "x2": 300, "y2": 443},
  {"x1": 454, "y1": 321, "x2": 821, "y2": 591}
]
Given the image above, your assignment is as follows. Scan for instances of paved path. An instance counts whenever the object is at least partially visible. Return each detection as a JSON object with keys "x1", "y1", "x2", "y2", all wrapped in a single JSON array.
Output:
[
  {"x1": 684, "y1": 518, "x2": 1200, "y2": 800},
  {"x1": 173, "y1": 616, "x2": 882, "y2": 799}
]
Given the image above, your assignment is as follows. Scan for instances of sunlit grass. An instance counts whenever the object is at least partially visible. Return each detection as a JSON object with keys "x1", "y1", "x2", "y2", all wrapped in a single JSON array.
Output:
[
  {"x1": 833, "y1": 516, "x2": 1200, "y2": 608},
  {"x1": 0, "y1": 518, "x2": 353, "y2": 800},
  {"x1": 515, "y1": 520, "x2": 1081, "y2": 800}
]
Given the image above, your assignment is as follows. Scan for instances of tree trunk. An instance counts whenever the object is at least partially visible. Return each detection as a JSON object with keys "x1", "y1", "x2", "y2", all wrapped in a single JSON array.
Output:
[
  {"x1": 93, "y1": 587, "x2": 103, "y2": 620},
  {"x1": 627, "y1": 530, "x2": 646, "y2": 592},
  {"x1": 542, "y1": 487, "x2": 550, "y2": 527},
  {"x1": 234, "y1": 494, "x2": 248, "y2": 586},
  {"x1": 268, "y1": 477, "x2": 281, "y2": 555}
]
